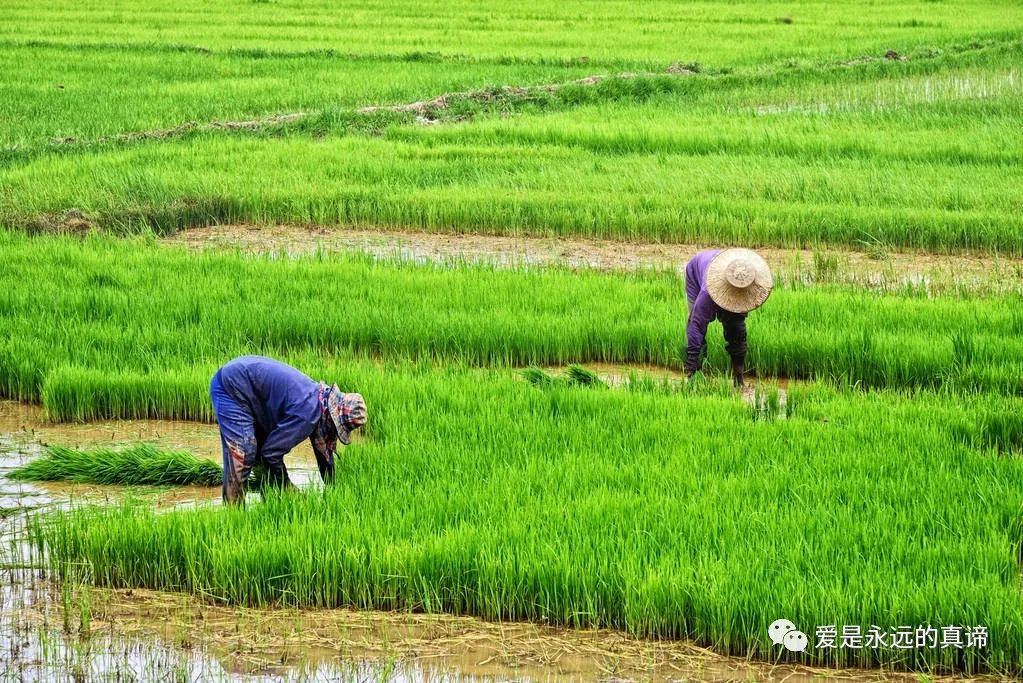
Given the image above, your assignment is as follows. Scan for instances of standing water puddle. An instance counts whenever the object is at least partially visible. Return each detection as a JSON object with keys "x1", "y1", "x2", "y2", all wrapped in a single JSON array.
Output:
[{"x1": 0, "y1": 401, "x2": 970, "y2": 681}]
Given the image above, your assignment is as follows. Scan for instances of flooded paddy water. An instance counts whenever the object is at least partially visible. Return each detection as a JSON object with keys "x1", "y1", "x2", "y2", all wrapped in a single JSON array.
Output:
[{"x1": 0, "y1": 401, "x2": 988, "y2": 681}]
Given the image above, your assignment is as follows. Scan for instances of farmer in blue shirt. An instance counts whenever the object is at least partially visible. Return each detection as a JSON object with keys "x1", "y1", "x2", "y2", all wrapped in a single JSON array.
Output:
[
  {"x1": 684, "y1": 249, "x2": 773, "y2": 386},
  {"x1": 209, "y1": 355, "x2": 368, "y2": 504}
]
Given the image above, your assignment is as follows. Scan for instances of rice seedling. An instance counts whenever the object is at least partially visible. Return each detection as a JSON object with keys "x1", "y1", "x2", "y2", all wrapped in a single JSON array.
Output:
[
  {"x1": 2, "y1": 32, "x2": 1020, "y2": 251},
  {"x1": 6, "y1": 0, "x2": 1018, "y2": 68},
  {"x1": 78, "y1": 585, "x2": 91, "y2": 637},
  {"x1": 565, "y1": 365, "x2": 604, "y2": 388},
  {"x1": 0, "y1": 230, "x2": 1019, "y2": 424},
  {"x1": 10, "y1": 445, "x2": 222, "y2": 487},
  {"x1": 750, "y1": 384, "x2": 785, "y2": 421},
  {"x1": 521, "y1": 367, "x2": 555, "y2": 389},
  {"x1": 60, "y1": 578, "x2": 73, "y2": 635},
  {"x1": 811, "y1": 251, "x2": 843, "y2": 283},
  {"x1": 28, "y1": 365, "x2": 1023, "y2": 673},
  {"x1": 0, "y1": 42, "x2": 599, "y2": 154}
]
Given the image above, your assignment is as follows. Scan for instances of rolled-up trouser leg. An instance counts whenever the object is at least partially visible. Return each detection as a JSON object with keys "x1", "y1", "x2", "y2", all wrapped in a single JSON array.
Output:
[{"x1": 209, "y1": 370, "x2": 258, "y2": 504}]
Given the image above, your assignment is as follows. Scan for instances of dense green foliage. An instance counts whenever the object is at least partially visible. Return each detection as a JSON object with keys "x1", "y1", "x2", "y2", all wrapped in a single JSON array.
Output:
[
  {"x1": 10, "y1": 444, "x2": 221, "y2": 487},
  {"x1": 0, "y1": 43, "x2": 597, "y2": 152},
  {"x1": 5, "y1": 2, "x2": 1023, "y2": 674},
  {"x1": 31, "y1": 364, "x2": 1023, "y2": 671},
  {"x1": 1, "y1": 231, "x2": 1020, "y2": 424},
  {"x1": 2, "y1": 1, "x2": 1021, "y2": 249},
  {"x1": 7, "y1": 0, "x2": 1020, "y2": 65}
]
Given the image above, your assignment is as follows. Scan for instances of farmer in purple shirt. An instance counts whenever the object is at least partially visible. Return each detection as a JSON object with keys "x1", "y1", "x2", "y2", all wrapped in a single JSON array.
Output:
[
  {"x1": 684, "y1": 248, "x2": 773, "y2": 386},
  {"x1": 209, "y1": 355, "x2": 367, "y2": 504}
]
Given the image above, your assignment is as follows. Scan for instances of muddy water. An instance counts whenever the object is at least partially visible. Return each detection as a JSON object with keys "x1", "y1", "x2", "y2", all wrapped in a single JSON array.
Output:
[
  {"x1": 0, "y1": 401, "x2": 324, "y2": 512},
  {"x1": 0, "y1": 401, "x2": 972, "y2": 681}
]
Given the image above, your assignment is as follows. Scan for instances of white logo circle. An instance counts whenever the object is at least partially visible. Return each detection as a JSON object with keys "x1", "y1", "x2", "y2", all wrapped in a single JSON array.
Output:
[
  {"x1": 768, "y1": 618, "x2": 796, "y2": 645},
  {"x1": 783, "y1": 630, "x2": 809, "y2": 652}
]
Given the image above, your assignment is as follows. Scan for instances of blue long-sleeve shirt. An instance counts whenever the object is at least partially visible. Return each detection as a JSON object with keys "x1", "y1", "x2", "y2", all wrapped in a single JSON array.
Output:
[
  {"x1": 218, "y1": 355, "x2": 335, "y2": 481},
  {"x1": 684, "y1": 250, "x2": 748, "y2": 373}
]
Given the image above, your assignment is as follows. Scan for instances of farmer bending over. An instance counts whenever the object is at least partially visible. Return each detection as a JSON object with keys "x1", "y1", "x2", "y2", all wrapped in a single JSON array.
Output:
[
  {"x1": 209, "y1": 355, "x2": 367, "y2": 504},
  {"x1": 684, "y1": 248, "x2": 773, "y2": 386}
]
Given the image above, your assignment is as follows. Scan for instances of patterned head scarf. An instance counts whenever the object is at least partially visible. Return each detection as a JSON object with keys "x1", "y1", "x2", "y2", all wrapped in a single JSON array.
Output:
[{"x1": 326, "y1": 386, "x2": 367, "y2": 445}]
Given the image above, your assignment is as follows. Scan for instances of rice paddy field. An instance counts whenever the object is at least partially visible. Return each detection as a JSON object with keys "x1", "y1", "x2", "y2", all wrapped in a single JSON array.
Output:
[{"x1": 2, "y1": 0, "x2": 1023, "y2": 680}]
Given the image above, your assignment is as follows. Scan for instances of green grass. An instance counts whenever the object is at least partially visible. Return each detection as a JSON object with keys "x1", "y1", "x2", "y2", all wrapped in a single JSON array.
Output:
[
  {"x1": 10, "y1": 444, "x2": 222, "y2": 487},
  {"x1": 6, "y1": 0, "x2": 1021, "y2": 66},
  {"x1": 29, "y1": 363, "x2": 1023, "y2": 672},
  {"x1": 0, "y1": 43, "x2": 600, "y2": 152},
  {"x1": 3, "y1": 41, "x2": 1020, "y2": 250},
  {"x1": 1, "y1": 230, "x2": 1020, "y2": 424}
]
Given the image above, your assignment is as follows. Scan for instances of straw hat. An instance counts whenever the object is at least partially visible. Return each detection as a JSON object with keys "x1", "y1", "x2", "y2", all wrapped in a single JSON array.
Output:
[{"x1": 706, "y1": 248, "x2": 774, "y2": 313}]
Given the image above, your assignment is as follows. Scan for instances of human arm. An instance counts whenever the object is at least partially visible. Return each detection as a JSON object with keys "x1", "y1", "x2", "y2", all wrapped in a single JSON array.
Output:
[
  {"x1": 309, "y1": 419, "x2": 338, "y2": 485},
  {"x1": 259, "y1": 410, "x2": 315, "y2": 489}
]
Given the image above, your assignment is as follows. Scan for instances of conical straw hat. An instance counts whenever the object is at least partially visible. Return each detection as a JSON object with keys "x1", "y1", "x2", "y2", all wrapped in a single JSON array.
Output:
[{"x1": 706, "y1": 248, "x2": 773, "y2": 313}]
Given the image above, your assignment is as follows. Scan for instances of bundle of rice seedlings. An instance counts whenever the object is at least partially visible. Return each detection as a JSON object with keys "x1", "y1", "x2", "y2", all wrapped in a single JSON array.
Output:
[
  {"x1": 566, "y1": 364, "x2": 605, "y2": 387},
  {"x1": 10, "y1": 444, "x2": 222, "y2": 487},
  {"x1": 522, "y1": 366, "x2": 555, "y2": 388}
]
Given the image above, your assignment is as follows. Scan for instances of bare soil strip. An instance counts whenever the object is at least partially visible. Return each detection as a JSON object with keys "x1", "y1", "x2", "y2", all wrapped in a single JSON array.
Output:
[
  {"x1": 48, "y1": 112, "x2": 308, "y2": 146},
  {"x1": 356, "y1": 69, "x2": 689, "y2": 118},
  {"x1": 170, "y1": 224, "x2": 1023, "y2": 295},
  {"x1": 11, "y1": 582, "x2": 985, "y2": 683}
]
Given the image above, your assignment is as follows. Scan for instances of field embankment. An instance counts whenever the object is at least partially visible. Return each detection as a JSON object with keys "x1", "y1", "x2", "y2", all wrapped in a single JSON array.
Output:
[{"x1": 172, "y1": 224, "x2": 1023, "y2": 296}]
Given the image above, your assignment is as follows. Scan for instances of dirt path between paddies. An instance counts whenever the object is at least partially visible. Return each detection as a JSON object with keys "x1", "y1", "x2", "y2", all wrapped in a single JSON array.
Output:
[
  {"x1": 169, "y1": 224, "x2": 1023, "y2": 296},
  {"x1": 7, "y1": 581, "x2": 997, "y2": 683}
]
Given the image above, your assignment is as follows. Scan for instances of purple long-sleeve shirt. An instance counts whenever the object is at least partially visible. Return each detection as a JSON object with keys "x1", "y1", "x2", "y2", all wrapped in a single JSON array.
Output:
[
  {"x1": 218, "y1": 355, "x2": 336, "y2": 483},
  {"x1": 684, "y1": 250, "x2": 748, "y2": 373}
]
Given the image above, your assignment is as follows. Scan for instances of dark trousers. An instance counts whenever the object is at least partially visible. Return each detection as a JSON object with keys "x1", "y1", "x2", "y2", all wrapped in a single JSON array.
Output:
[{"x1": 685, "y1": 292, "x2": 708, "y2": 370}]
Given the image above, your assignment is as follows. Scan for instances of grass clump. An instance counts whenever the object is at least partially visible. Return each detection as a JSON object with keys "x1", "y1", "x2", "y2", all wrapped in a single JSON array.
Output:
[
  {"x1": 11, "y1": 444, "x2": 221, "y2": 487},
  {"x1": 522, "y1": 365, "x2": 607, "y2": 389},
  {"x1": 565, "y1": 364, "x2": 605, "y2": 388}
]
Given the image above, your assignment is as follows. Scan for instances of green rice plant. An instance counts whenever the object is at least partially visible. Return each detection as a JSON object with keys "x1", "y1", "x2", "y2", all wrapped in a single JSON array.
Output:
[
  {"x1": 811, "y1": 251, "x2": 843, "y2": 282},
  {"x1": 60, "y1": 574, "x2": 73, "y2": 634},
  {"x1": 2, "y1": 34, "x2": 1022, "y2": 251},
  {"x1": 27, "y1": 365, "x2": 1023, "y2": 673},
  {"x1": 10, "y1": 445, "x2": 222, "y2": 487},
  {"x1": 78, "y1": 584, "x2": 91, "y2": 637},
  {"x1": 521, "y1": 367, "x2": 555, "y2": 389},
  {"x1": 566, "y1": 364, "x2": 605, "y2": 388},
  {"x1": 0, "y1": 231, "x2": 1020, "y2": 426},
  {"x1": 0, "y1": 42, "x2": 600, "y2": 155},
  {"x1": 750, "y1": 384, "x2": 785, "y2": 421},
  {"x1": 41, "y1": 366, "x2": 215, "y2": 423},
  {"x1": 6, "y1": 0, "x2": 1019, "y2": 69}
]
